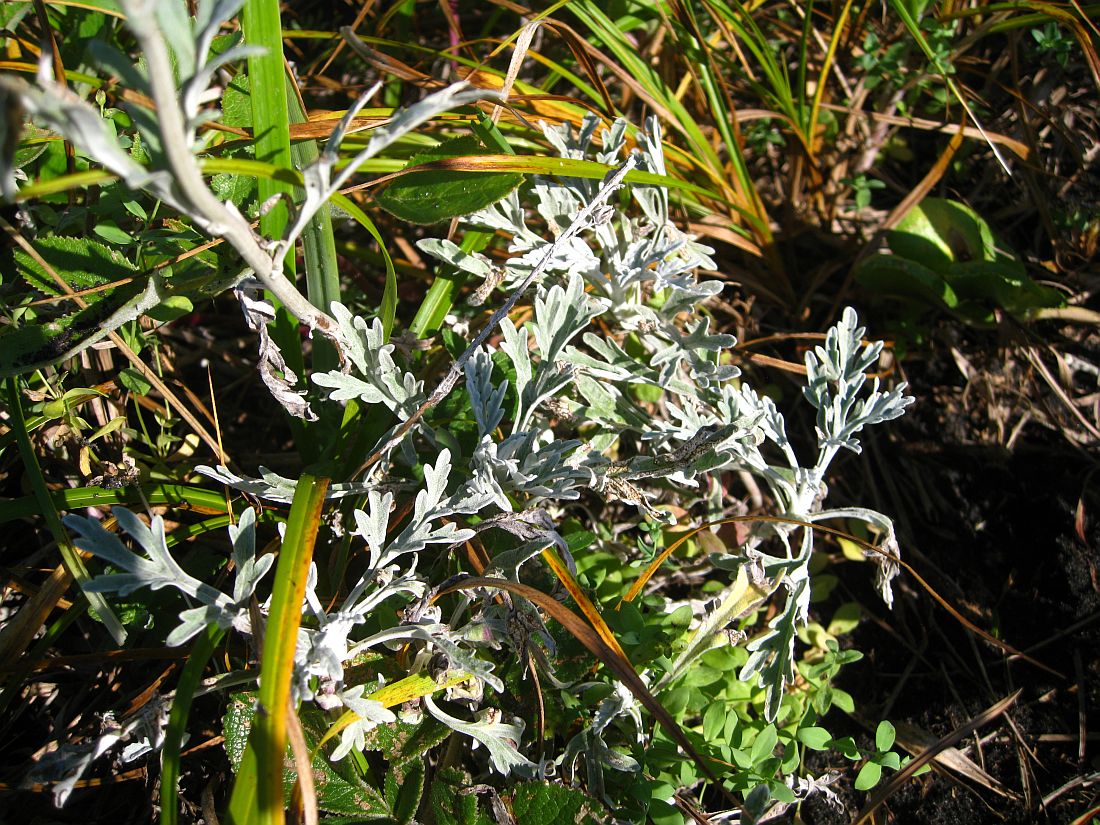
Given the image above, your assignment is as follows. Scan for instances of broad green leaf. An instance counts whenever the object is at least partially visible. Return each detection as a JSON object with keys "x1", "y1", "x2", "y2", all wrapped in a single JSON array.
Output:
[
  {"x1": 796, "y1": 726, "x2": 832, "y2": 751},
  {"x1": 507, "y1": 782, "x2": 608, "y2": 825},
  {"x1": 875, "y1": 720, "x2": 896, "y2": 752},
  {"x1": 853, "y1": 255, "x2": 958, "y2": 309},
  {"x1": 223, "y1": 693, "x2": 391, "y2": 819},
  {"x1": 376, "y1": 136, "x2": 524, "y2": 225},
  {"x1": 855, "y1": 760, "x2": 883, "y2": 791},
  {"x1": 14, "y1": 235, "x2": 137, "y2": 299},
  {"x1": 948, "y1": 260, "x2": 1064, "y2": 313},
  {"x1": 888, "y1": 197, "x2": 992, "y2": 270}
]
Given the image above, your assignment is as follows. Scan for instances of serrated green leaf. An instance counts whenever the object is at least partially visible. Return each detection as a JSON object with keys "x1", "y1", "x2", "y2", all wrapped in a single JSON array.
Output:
[
  {"x1": 14, "y1": 235, "x2": 137, "y2": 298},
  {"x1": 223, "y1": 693, "x2": 391, "y2": 819},
  {"x1": 391, "y1": 759, "x2": 424, "y2": 825},
  {"x1": 376, "y1": 136, "x2": 524, "y2": 225},
  {"x1": 360, "y1": 716, "x2": 450, "y2": 767},
  {"x1": 507, "y1": 782, "x2": 608, "y2": 825},
  {"x1": 428, "y1": 768, "x2": 492, "y2": 825}
]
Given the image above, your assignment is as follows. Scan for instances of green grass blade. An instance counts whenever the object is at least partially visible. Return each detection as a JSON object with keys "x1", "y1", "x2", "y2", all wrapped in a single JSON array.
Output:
[
  {"x1": 0, "y1": 484, "x2": 231, "y2": 523},
  {"x1": 567, "y1": 2, "x2": 722, "y2": 170},
  {"x1": 807, "y1": 0, "x2": 855, "y2": 157},
  {"x1": 161, "y1": 624, "x2": 226, "y2": 825},
  {"x1": 227, "y1": 473, "x2": 329, "y2": 825},
  {"x1": 329, "y1": 193, "x2": 398, "y2": 339},
  {"x1": 242, "y1": 0, "x2": 292, "y2": 240},
  {"x1": 286, "y1": 83, "x2": 341, "y2": 372},
  {"x1": 3, "y1": 377, "x2": 127, "y2": 645},
  {"x1": 887, "y1": 0, "x2": 1012, "y2": 173}
]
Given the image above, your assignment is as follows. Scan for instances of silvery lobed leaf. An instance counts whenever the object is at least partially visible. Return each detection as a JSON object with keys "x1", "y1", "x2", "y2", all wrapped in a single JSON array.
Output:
[
  {"x1": 417, "y1": 238, "x2": 494, "y2": 279},
  {"x1": 423, "y1": 696, "x2": 536, "y2": 777},
  {"x1": 464, "y1": 347, "x2": 507, "y2": 436},
  {"x1": 66, "y1": 508, "x2": 226, "y2": 607},
  {"x1": 330, "y1": 684, "x2": 398, "y2": 761}
]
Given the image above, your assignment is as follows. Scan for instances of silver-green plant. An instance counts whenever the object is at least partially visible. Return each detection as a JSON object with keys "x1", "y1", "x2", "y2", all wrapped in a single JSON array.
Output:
[{"x1": 12, "y1": 0, "x2": 915, "y2": 809}]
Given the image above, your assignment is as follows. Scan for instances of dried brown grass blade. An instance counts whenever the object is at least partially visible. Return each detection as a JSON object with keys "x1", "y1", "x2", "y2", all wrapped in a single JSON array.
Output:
[
  {"x1": 0, "y1": 563, "x2": 72, "y2": 668},
  {"x1": 540, "y1": 20, "x2": 616, "y2": 116},
  {"x1": 286, "y1": 702, "x2": 319, "y2": 825},
  {"x1": 891, "y1": 719, "x2": 1020, "y2": 799},
  {"x1": 540, "y1": 546, "x2": 629, "y2": 661},
  {"x1": 880, "y1": 119, "x2": 966, "y2": 234},
  {"x1": 821, "y1": 102, "x2": 1029, "y2": 159},
  {"x1": 853, "y1": 689, "x2": 1023, "y2": 825}
]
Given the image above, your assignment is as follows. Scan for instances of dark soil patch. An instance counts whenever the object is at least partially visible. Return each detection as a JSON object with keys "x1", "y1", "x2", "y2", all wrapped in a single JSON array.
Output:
[{"x1": 811, "y1": 323, "x2": 1100, "y2": 824}]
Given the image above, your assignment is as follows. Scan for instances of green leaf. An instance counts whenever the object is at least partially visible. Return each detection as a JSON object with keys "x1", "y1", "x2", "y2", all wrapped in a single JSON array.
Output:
[
  {"x1": 386, "y1": 759, "x2": 424, "y2": 825},
  {"x1": 117, "y1": 367, "x2": 152, "y2": 395},
  {"x1": 796, "y1": 726, "x2": 832, "y2": 751},
  {"x1": 223, "y1": 693, "x2": 391, "y2": 819},
  {"x1": 853, "y1": 254, "x2": 958, "y2": 310},
  {"x1": 376, "y1": 136, "x2": 524, "y2": 225},
  {"x1": 875, "y1": 720, "x2": 896, "y2": 752},
  {"x1": 162, "y1": 626, "x2": 224, "y2": 825},
  {"x1": 702, "y1": 701, "x2": 727, "y2": 742},
  {"x1": 749, "y1": 724, "x2": 778, "y2": 764},
  {"x1": 880, "y1": 751, "x2": 902, "y2": 770},
  {"x1": 948, "y1": 260, "x2": 1064, "y2": 313},
  {"x1": 146, "y1": 295, "x2": 194, "y2": 323},
  {"x1": 242, "y1": 0, "x2": 293, "y2": 241},
  {"x1": 888, "y1": 197, "x2": 992, "y2": 270},
  {"x1": 14, "y1": 235, "x2": 137, "y2": 298},
  {"x1": 831, "y1": 735, "x2": 861, "y2": 760},
  {"x1": 831, "y1": 688, "x2": 856, "y2": 714},
  {"x1": 827, "y1": 602, "x2": 862, "y2": 636},
  {"x1": 854, "y1": 760, "x2": 883, "y2": 791},
  {"x1": 228, "y1": 474, "x2": 329, "y2": 825},
  {"x1": 92, "y1": 222, "x2": 133, "y2": 245},
  {"x1": 360, "y1": 716, "x2": 450, "y2": 767},
  {"x1": 428, "y1": 768, "x2": 492, "y2": 825},
  {"x1": 507, "y1": 782, "x2": 609, "y2": 825}
]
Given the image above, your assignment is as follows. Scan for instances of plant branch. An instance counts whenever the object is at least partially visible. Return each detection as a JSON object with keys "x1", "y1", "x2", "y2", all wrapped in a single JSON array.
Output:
[
  {"x1": 120, "y1": 0, "x2": 336, "y2": 338},
  {"x1": 353, "y1": 155, "x2": 638, "y2": 479}
]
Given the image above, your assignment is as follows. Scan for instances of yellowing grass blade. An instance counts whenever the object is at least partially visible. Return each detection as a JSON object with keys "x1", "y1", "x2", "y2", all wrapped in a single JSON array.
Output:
[{"x1": 227, "y1": 473, "x2": 329, "y2": 825}]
